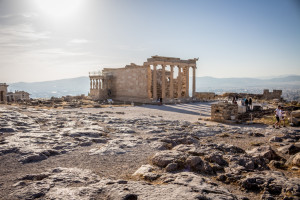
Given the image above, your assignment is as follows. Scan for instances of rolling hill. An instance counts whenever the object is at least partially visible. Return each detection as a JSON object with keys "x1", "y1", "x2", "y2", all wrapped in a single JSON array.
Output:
[{"x1": 7, "y1": 75, "x2": 300, "y2": 99}]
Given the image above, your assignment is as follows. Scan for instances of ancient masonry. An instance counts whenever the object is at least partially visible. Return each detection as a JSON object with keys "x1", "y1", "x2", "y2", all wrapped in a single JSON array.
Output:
[
  {"x1": 89, "y1": 56, "x2": 198, "y2": 103},
  {"x1": 224, "y1": 89, "x2": 282, "y2": 101},
  {"x1": 0, "y1": 83, "x2": 8, "y2": 103},
  {"x1": 262, "y1": 89, "x2": 282, "y2": 100},
  {"x1": 194, "y1": 92, "x2": 216, "y2": 101},
  {"x1": 211, "y1": 103, "x2": 238, "y2": 122},
  {"x1": 7, "y1": 91, "x2": 30, "y2": 102},
  {"x1": 0, "y1": 84, "x2": 30, "y2": 103}
]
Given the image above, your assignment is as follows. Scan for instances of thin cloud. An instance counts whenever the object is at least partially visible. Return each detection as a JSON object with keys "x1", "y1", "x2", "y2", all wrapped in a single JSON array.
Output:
[
  {"x1": 0, "y1": 23, "x2": 51, "y2": 59},
  {"x1": 33, "y1": 48, "x2": 90, "y2": 57},
  {"x1": 0, "y1": 23, "x2": 50, "y2": 45},
  {"x1": 0, "y1": 12, "x2": 43, "y2": 43},
  {"x1": 69, "y1": 39, "x2": 90, "y2": 44},
  {"x1": 0, "y1": 13, "x2": 38, "y2": 19},
  {"x1": 116, "y1": 45, "x2": 147, "y2": 51},
  {"x1": 21, "y1": 13, "x2": 39, "y2": 18}
]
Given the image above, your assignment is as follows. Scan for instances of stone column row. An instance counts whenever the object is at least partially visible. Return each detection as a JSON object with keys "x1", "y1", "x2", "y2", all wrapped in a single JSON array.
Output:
[{"x1": 151, "y1": 64, "x2": 196, "y2": 99}]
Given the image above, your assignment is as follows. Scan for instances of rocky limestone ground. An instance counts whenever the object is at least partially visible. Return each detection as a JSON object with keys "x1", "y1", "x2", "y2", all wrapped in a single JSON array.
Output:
[{"x1": 0, "y1": 103, "x2": 299, "y2": 200}]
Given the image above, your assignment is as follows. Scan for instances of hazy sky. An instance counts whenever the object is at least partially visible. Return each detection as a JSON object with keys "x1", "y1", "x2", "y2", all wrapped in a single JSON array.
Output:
[{"x1": 0, "y1": 0, "x2": 299, "y2": 83}]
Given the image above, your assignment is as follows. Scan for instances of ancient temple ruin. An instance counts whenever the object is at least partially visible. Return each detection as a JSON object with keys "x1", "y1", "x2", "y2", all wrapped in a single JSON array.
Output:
[
  {"x1": 89, "y1": 56, "x2": 198, "y2": 103},
  {"x1": 7, "y1": 90, "x2": 30, "y2": 102}
]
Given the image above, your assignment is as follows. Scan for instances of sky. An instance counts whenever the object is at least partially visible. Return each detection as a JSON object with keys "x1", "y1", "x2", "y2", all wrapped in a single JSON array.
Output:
[{"x1": 0, "y1": 0, "x2": 299, "y2": 83}]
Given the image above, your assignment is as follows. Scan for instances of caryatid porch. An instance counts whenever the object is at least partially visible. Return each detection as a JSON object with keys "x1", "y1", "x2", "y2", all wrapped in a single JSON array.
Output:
[
  {"x1": 143, "y1": 56, "x2": 198, "y2": 101},
  {"x1": 89, "y1": 72, "x2": 112, "y2": 100}
]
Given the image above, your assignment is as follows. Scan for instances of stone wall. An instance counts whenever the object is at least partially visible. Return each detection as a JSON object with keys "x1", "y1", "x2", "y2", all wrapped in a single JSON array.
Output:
[
  {"x1": 89, "y1": 88, "x2": 100, "y2": 100},
  {"x1": 211, "y1": 103, "x2": 238, "y2": 122},
  {"x1": 263, "y1": 89, "x2": 282, "y2": 100},
  {"x1": 223, "y1": 89, "x2": 282, "y2": 101},
  {"x1": 195, "y1": 92, "x2": 216, "y2": 100},
  {"x1": 223, "y1": 92, "x2": 263, "y2": 99},
  {"x1": 103, "y1": 65, "x2": 149, "y2": 100}
]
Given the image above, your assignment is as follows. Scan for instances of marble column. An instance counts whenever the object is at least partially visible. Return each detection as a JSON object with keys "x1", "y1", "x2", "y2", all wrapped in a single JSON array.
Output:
[
  {"x1": 192, "y1": 66, "x2": 196, "y2": 97},
  {"x1": 177, "y1": 65, "x2": 182, "y2": 98},
  {"x1": 170, "y1": 65, "x2": 174, "y2": 98},
  {"x1": 153, "y1": 64, "x2": 157, "y2": 100},
  {"x1": 185, "y1": 66, "x2": 189, "y2": 98},
  {"x1": 161, "y1": 64, "x2": 166, "y2": 99},
  {"x1": 147, "y1": 65, "x2": 152, "y2": 98}
]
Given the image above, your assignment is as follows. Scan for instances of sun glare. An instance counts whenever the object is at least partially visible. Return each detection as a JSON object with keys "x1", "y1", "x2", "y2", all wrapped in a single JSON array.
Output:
[{"x1": 34, "y1": 0, "x2": 82, "y2": 18}]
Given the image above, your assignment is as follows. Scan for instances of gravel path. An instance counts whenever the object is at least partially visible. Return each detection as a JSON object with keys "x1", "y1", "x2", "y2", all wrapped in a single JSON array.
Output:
[{"x1": 74, "y1": 102, "x2": 213, "y2": 122}]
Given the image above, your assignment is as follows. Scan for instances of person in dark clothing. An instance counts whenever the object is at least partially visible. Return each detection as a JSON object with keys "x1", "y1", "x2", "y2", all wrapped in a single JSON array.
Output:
[
  {"x1": 245, "y1": 98, "x2": 249, "y2": 111},
  {"x1": 249, "y1": 97, "x2": 252, "y2": 110}
]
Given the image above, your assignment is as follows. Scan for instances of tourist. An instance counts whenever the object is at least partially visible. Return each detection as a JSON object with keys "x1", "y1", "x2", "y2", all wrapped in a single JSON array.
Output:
[
  {"x1": 233, "y1": 96, "x2": 237, "y2": 104},
  {"x1": 274, "y1": 105, "x2": 282, "y2": 128},
  {"x1": 249, "y1": 97, "x2": 252, "y2": 110},
  {"x1": 245, "y1": 98, "x2": 249, "y2": 111}
]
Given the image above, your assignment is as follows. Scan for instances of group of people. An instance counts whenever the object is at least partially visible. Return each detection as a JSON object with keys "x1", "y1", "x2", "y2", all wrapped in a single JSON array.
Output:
[
  {"x1": 233, "y1": 96, "x2": 286, "y2": 128},
  {"x1": 244, "y1": 97, "x2": 252, "y2": 111},
  {"x1": 274, "y1": 105, "x2": 286, "y2": 128},
  {"x1": 232, "y1": 97, "x2": 252, "y2": 111}
]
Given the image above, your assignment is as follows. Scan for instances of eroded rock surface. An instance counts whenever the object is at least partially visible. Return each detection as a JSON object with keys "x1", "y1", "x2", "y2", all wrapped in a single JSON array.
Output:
[
  {"x1": 0, "y1": 106, "x2": 299, "y2": 200},
  {"x1": 11, "y1": 167, "x2": 239, "y2": 200}
]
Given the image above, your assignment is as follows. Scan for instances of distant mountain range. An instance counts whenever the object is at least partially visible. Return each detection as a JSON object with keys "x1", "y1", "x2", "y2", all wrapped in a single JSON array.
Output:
[
  {"x1": 8, "y1": 76, "x2": 90, "y2": 98},
  {"x1": 7, "y1": 75, "x2": 300, "y2": 99},
  {"x1": 194, "y1": 75, "x2": 300, "y2": 90}
]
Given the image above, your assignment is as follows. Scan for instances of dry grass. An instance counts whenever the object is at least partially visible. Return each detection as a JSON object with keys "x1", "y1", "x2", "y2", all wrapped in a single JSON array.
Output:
[{"x1": 253, "y1": 115, "x2": 290, "y2": 127}]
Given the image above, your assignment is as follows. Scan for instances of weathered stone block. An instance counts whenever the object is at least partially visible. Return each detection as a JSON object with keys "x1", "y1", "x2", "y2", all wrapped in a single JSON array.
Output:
[{"x1": 211, "y1": 103, "x2": 238, "y2": 122}]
